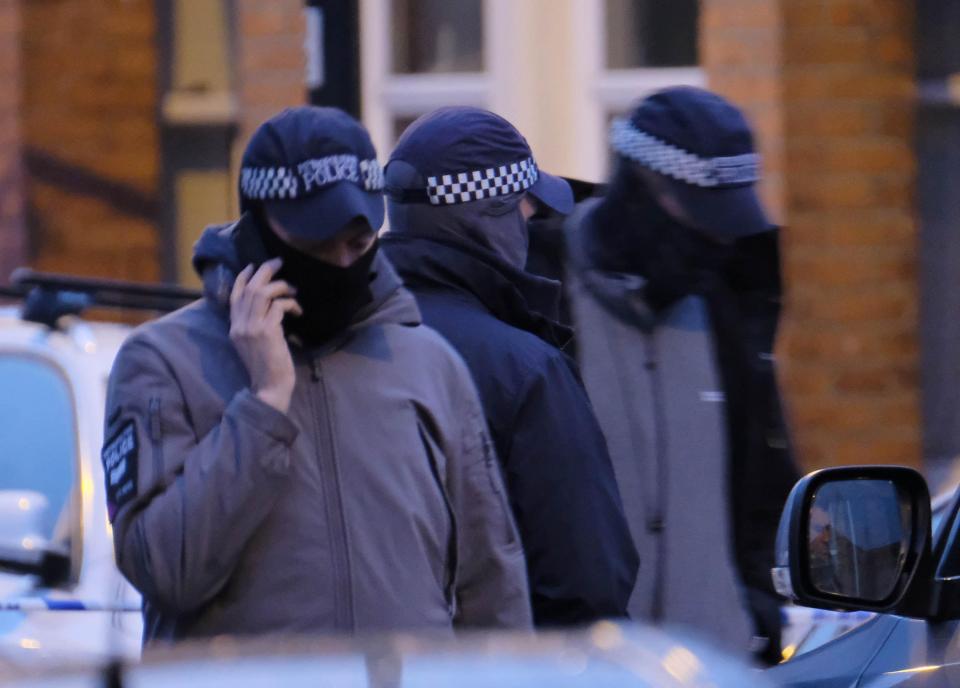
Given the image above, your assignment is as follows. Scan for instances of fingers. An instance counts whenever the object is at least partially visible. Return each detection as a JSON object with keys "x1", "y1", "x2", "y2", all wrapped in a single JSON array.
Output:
[
  {"x1": 230, "y1": 264, "x2": 254, "y2": 311},
  {"x1": 242, "y1": 259, "x2": 281, "y2": 323},
  {"x1": 248, "y1": 258, "x2": 282, "y2": 289},
  {"x1": 266, "y1": 297, "x2": 303, "y2": 326},
  {"x1": 232, "y1": 259, "x2": 292, "y2": 324},
  {"x1": 248, "y1": 277, "x2": 296, "y2": 323},
  {"x1": 259, "y1": 279, "x2": 297, "y2": 302}
]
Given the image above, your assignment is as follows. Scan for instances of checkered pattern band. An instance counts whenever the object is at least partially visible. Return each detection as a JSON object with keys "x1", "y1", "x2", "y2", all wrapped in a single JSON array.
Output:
[
  {"x1": 610, "y1": 118, "x2": 760, "y2": 188},
  {"x1": 240, "y1": 155, "x2": 384, "y2": 201},
  {"x1": 425, "y1": 157, "x2": 538, "y2": 205}
]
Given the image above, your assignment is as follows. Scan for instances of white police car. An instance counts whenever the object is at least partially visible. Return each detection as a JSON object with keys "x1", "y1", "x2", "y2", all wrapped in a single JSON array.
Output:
[
  {"x1": 3, "y1": 622, "x2": 779, "y2": 688},
  {"x1": 0, "y1": 270, "x2": 198, "y2": 674}
]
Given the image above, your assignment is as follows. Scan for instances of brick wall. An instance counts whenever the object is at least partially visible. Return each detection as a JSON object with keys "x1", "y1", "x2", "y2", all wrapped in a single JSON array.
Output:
[
  {"x1": 17, "y1": 1, "x2": 308, "y2": 282},
  {"x1": 21, "y1": 0, "x2": 160, "y2": 282},
  {"x1": 702, "y1": 0, "x2": 921, "y2": 471},
  {"x1": 234, "y1": 1, "x2": 307, "y2": 145},
  {"x1": 701, "y1": 0, "x2": 785, "y2": 222},
  {"x1": 0, "y1": 0, "x2": 24, "y2": 284}
]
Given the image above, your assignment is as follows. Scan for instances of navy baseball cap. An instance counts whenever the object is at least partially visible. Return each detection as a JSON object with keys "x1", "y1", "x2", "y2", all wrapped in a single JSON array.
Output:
[
  {"x1": 385, "y1": 107, "x2": 574, "y2": 214},
  {"x1": 610, "y1": 87, "x2": 772, "y2": 242},
  {"x1": 239, "y1": 106, "x2": 385, "y2": 240}
]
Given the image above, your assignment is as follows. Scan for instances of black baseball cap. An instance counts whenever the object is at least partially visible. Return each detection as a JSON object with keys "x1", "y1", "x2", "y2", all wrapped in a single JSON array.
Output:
[
  {"x1": 610, "y1": 87, "x2": 772, "y2": 242},
  {"x1": 385, "y1": 107, "x2": 574, "y2": 214},
  {"x1": 239, "y1": 106, "x2": 385, "y2": 240}
]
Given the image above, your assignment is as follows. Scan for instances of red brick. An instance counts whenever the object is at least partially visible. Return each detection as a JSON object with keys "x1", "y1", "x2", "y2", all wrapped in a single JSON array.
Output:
[
  {"x1": 789, "y1": 288, "x2": 916, "y2": 323},
  {"x1": 789, "y1": 139, "x2": 913, "y2": 174},
  {"x1": 784, "y1": 28, "x2": 871, "y2": 65},
  {"x1": 830, "y1": 434, "x2": 922, "y2": 467},
  {"x1": 0, "y1": 0, "x2": 24, "y2": 278},
  {"x1": 867, "y1": 0, "x2": 915, "y2": 31},
  {"x1": 702, "y1": 29, "x2": 779, "y2": 65},
  {"x1": 827, "y1": 0, "x2": 872, "y2": 28},
  {"x1": 241, "y1": 41, "x2": 307, "y2": 73},
  {"x1": 785, "y1": 210, "x2": 916, "y2": 248},
  {"x1": 784, "y1": 103, "x2": 876, "y2": 137},
  {"x1": 20, "y1": 0, "x2": 161, "y2": 283},
  {"x1": 786, "y1": 68, "x2": 914, "y2": 102},
  {"x1": 701, "y1": 0, "x2": 781, "y2": 32},
  {"x1": 833, "y1": 365, "x2": 918, "y2": 396}
]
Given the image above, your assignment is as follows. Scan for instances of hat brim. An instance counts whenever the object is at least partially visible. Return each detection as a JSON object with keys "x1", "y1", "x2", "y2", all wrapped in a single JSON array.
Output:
[
  {"x1": 666, "y1": 179, "x2": 773, "y2": 243},
  {"x1": 529, "y1": 171, "x2": 574, "y2": 215},
  {"x1": 263, "y1": 181, "x2": 385, "y2": 241}
]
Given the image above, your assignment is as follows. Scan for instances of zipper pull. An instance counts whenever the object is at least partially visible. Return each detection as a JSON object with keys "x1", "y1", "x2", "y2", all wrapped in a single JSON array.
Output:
[
  {"x1": 310, "y1": 356, "x2": 321, "y2": 382},
  {"x1": 647, "y1": 516, "x2": 665, "y2": 533}
]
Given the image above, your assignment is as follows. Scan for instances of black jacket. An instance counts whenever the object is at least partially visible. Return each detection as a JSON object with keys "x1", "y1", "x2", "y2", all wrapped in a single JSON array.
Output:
[{"x1": 383, "y1": 232, "x2": 639, "y2": 626}]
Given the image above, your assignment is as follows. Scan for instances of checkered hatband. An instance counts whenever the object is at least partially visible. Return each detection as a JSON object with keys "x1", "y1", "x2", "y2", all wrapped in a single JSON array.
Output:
[
  {"x1": 425, "y1": 157, "x2": 539, "y2": 205},
  {"x1": 609, "y1": 118, "x2": 760, "y2": 188},
  {"x1": 240, "y1": 155, "x2": 384, "y2": 201},
  {"x1": 240, "y1": 166, "x2": 300, "y2": 200}
]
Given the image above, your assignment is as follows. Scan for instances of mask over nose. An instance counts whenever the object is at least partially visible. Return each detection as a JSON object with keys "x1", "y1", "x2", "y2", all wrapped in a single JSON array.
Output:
[
  {"x1": 589, "y1": 158, "x2": 734, "y2": 311},
  {"x1": 254, "y1": 212, "x2": 378, "y2": 347},
  {"x1": 385, "y1": 159, "x2": 530, "y2": 269}
]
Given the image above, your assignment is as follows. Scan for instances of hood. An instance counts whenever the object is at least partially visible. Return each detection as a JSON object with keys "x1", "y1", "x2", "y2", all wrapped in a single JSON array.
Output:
[
  {"x1": 386, "y1": 159, "x2": 531, "y2": 270},
  {"x1": 382, "y1": 229, "x2": 573, "y2": 351},
  {"x1": 191, "y1": 220, "x2": 421, "y2": 333},
  {"x1": 566, "y1": 197, "x2": 784, "y2": 334},
  {"x1": 565, "y1": 199, "x2": 659, "y2": 332}
]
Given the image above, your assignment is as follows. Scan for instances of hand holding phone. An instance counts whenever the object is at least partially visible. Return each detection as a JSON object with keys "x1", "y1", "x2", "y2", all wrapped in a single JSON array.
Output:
[{"x1": 228, "y1": 258, "x2": 302, "y2": 413}]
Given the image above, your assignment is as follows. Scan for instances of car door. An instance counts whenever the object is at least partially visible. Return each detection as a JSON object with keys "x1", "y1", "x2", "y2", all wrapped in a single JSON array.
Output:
[
  {"x1": 770, "y1": 483, "x2": 960, "y2": 686},
  {"x1": 0, "y1": 346, "x2": 140, "y2": 668},
  {"x1": 853, "y1": 488, "x2": 960, "y2": 686}
]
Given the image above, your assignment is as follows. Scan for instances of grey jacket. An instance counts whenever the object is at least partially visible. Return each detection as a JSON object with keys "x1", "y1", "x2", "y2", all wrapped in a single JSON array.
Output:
[
  {"x1": 565, "y1": 201, "x2": 754, "y2": 655},
  {"x1": 102, "y1": 224, "x2": 532, "y2": 644}
]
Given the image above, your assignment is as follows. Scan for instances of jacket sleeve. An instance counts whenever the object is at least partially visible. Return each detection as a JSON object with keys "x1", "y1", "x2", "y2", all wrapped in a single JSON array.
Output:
[
  {"x1": 447, "y1": 370, "x2": 533, "y2": 630},
  {"x1": 103, "y1": 337, "x2": 299, "y2": 615},
  {"x1": 505, "y1": 352, "x2": 639, "y2": 626}
]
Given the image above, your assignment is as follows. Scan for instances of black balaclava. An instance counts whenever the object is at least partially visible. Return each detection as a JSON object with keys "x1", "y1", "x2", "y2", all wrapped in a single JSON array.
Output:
[
  {"x1": 251, "y1": 206, "x2": 378, "y2": 347},
  {"x1": 385, "y1": 159, "x2": 529, "y2": 268},
  {"x1": 588, "y1": 156, "x2": 734, "y2": 311}
]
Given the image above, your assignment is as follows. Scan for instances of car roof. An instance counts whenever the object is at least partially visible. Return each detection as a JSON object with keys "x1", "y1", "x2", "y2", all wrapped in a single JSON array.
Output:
[
  {"x1": 0, "y1": 306, "x2": 132, "y2": 372},
  {"x1": 0, "y1": 623, "x2": 777, "y2": 687}
]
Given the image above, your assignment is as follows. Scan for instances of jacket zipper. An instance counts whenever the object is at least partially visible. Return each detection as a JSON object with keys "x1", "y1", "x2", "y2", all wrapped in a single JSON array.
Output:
[
  {"x1": 309, "y1": 355, "x2": 354, "y2": 631},
  {"x1": 644, "y1": 336, "x2": 668, "y2": 623}
]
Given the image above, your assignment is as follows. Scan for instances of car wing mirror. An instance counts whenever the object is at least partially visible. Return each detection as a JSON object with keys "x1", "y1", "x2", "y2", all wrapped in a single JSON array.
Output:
[
  {"x1": 0, "y1": 490, "x2": 70, "y2": 586},
  {"x1": 771, "y1": 466, "x2": 933, "y2": 617}
]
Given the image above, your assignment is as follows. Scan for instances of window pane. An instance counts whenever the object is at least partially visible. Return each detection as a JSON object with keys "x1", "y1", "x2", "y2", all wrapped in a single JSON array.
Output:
[
  {"x1": 0, "y1": 358, "x2": 77, "y2": 540},
  {"x1": 391, "y1": 0, "x2": 484, "y2": 74},
  {"x1": 606, "y1": 0, "x2": 699, "y2": 69}
]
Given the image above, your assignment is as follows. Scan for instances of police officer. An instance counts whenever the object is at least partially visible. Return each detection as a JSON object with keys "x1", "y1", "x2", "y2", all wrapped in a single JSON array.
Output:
[
  {"x1": 564, "y1": 87, "x2": 799, "y2": 662},
  {"x1": 102, "y1": 106, "x2": 531, "y2": 643},
  {"x1": 381, "y1": 107, "x2": 638, "y2": 627}
]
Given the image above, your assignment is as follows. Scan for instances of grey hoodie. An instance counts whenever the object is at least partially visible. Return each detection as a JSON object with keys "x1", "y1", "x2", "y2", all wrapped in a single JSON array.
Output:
[
  {"x1": 103, "y1": 221, "x2": 532, "y2": 644},
  {"x1": 564, "y1": 200, "x2": 754, "y2": 655}
]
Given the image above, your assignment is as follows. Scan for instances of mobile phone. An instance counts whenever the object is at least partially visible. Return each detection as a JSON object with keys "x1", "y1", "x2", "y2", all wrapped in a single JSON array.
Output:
[{"x1": 232, "y1": 211, "x2": 272, "y2": 269}]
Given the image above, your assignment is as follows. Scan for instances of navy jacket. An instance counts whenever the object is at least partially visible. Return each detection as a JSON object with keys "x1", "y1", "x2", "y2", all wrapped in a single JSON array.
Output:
[{"x1": 383, "y1": 232, "x2": 638, "y2": 626}]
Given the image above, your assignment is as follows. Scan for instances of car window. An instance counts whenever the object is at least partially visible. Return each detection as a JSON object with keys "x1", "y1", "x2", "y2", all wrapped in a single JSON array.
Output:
[{"x1": 0, "y1": 355, "x2": 78, "y2": 542}]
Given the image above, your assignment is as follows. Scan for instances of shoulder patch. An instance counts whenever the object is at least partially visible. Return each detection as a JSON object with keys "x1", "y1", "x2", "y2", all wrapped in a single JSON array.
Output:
[{"x1": 102, "y1": 420, "x2": 138, "y2": 522}]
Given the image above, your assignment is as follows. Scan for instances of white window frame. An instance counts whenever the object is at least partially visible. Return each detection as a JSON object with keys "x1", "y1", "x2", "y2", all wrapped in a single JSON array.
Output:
[
  {"x1": 570, "y1": 0, "x2": 703, "y2": 180},
  {"x1": 360, "y1": 0, "x2": 490, "y2": 158},
  {"x1": 360, "y1": 0, "x2": 703, "y2": 182}
]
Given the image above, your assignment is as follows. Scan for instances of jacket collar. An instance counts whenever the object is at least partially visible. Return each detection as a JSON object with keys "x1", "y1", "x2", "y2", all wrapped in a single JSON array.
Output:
[
  {"x1": 565, "y1": 199, "x2": 659, "y2": 332},
  {"x1": 192, "y1": 219, "x2": 422, "y2": 349},
  {"x1": 383, "y1": 231, "x2": 573, "y2": 350}
]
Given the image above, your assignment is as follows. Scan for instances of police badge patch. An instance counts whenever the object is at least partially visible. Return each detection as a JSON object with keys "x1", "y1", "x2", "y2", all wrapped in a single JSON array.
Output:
[{"x1": 102, "y1": 420, "x2": 138, "y2": 522}]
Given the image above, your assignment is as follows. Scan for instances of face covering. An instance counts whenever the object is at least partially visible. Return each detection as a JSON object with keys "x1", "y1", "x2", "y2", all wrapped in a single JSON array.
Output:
[
  {"x1": 589, "y1": 158, "x2": 733, "y2": 311},
  {"x1": 256, "y1": 218, "x2": 378, "y2": 347}
]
